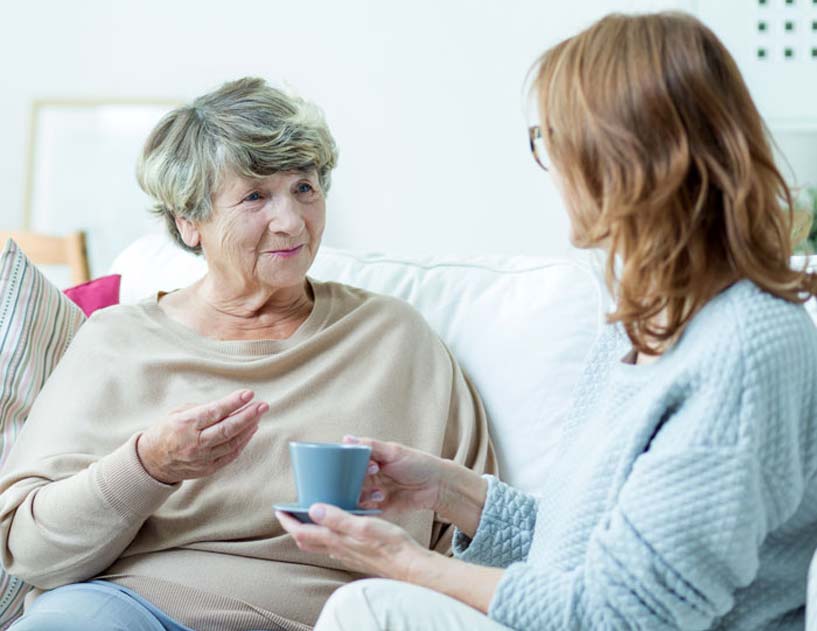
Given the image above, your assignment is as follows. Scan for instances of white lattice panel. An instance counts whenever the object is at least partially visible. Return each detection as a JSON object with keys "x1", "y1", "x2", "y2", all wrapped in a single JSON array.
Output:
[
  {"x1": 697, "y1": 0, "x2": 817, "y2": 119},
  {"x1": 697, "y1": 0, "x2": 817, "y2": 186}
]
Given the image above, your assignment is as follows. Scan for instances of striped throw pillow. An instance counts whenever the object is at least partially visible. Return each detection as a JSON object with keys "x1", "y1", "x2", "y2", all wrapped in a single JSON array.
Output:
[{"x1": 0, "y1": 239, "x2": 85, "y2": 627}]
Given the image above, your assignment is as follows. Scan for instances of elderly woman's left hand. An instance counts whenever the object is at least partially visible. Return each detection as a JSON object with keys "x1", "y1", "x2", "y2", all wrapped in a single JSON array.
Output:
[{"x1": 276, "y1": 505, "x2": 430, "y2": 581}]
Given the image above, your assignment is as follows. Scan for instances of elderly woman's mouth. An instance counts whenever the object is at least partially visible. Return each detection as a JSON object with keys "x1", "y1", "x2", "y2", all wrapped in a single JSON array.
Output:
[{"x1": 263, "y1": 245, "x2": 304, "y2": 258}]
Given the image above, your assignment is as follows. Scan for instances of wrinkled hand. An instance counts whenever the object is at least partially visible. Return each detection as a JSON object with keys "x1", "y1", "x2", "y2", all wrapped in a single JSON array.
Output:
[
  {"x1": 137, "y1": 389, "x2": 269, "y2": 484},
  {"x1": 276, "y1": 505, "x2": 430, "y2": 582},
  {"x1": 344, "y1": 436, "x2": 447, "y2": 516}
]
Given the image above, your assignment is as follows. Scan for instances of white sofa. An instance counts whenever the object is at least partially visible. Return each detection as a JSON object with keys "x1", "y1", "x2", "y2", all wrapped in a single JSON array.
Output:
[{"x1": 112, "y1": 234, "x2": 817, "y2": 624}]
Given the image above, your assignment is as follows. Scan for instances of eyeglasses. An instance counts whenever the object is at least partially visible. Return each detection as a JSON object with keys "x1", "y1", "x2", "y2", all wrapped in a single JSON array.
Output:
[{"x1": 528, "y1": 125, "x2": 549, "y2": 172}]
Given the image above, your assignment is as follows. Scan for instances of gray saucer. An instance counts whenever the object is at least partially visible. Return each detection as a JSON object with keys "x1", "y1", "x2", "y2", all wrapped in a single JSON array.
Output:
[{"x1": 273, "y1": 503, "x2": 382, "y2": 524}]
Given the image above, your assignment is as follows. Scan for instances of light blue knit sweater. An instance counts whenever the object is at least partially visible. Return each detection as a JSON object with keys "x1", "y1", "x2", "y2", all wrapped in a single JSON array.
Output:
[{"x1": 454, "y1": 280, "x2": 817, "y2": 630}]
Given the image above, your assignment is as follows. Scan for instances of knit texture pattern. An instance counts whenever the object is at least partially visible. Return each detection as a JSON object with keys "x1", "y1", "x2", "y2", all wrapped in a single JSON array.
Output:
[
  {"x1": 452, "y1": 476, "x2": 536, "y2": 567},
  {"x1": 454, "y1": 280, "x2": 817, "y2": 630}
]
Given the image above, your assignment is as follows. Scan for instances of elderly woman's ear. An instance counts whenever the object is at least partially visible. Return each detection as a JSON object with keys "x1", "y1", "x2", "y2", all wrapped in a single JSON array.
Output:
[{"x1": 175, "y1": 216, "x2": 201, "y2": 250}]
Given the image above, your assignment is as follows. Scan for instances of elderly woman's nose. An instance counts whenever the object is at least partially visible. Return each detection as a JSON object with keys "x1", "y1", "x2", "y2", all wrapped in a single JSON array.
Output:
[{"x1": 267, "y1": 198, "x2": 306, "y2": 234}]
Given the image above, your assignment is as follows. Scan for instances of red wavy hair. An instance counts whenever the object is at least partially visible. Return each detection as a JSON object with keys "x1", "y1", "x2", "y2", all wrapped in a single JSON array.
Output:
[{"x1": 533, "y1": 12, "x2": 817, "y2": 354}]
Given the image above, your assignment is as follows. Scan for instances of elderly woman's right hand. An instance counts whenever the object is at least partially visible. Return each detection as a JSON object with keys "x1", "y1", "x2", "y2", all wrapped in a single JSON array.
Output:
[
  {"x1": 137, "y1": 390, "x2": 268, "y2": 484},
  {"x1": 346, "y1": 435, "x2": 488, "y2": 537}
]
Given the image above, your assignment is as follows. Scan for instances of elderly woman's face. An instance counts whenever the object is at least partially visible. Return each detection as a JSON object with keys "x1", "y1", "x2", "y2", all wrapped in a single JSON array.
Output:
[{"x1": 196, "y1": 169, "x2": 325, "y2": 291}]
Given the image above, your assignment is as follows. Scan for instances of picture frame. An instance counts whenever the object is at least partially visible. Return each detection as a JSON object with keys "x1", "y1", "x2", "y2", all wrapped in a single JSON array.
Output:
[{"x1": 23, "y1": 99, "x2": 179, "y2": 281}]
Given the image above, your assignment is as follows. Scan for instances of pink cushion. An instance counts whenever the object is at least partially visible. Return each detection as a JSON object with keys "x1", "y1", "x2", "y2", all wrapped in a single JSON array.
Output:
[{"x1": 63, "y1": 274, "x2": 121, "y2": 316}]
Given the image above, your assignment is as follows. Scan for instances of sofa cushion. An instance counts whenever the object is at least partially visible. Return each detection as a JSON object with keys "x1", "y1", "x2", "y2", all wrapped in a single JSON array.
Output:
[{"x1": 0, "y1": 239, "x2": 86, "y2": 626}]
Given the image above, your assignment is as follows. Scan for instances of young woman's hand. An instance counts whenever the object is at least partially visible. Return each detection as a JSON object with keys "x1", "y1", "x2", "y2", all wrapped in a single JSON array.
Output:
[
  {"x1": 276, "y1": 506, "x2": 431, "y2": 582},
  {"x1": 345, "y1": 435, "x2": 488, "y2": 537},
  {"x1": 277, "y1": 505, "x2": 505, "y2": 615},
  {"x1": 345, "y1": 436, "x2": 448, "y2": 515}
]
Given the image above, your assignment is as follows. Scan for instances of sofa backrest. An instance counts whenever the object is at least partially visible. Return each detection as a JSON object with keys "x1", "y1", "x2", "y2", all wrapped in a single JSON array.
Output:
[{"x1": 307, "y1": 251, "x2": 605, "y2": 492}]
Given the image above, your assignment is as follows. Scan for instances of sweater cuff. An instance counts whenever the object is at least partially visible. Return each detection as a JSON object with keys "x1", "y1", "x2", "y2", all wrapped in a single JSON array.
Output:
[
  {"x1": 93, "y1": 433, "x2": 179, "y2": 520},
  {"x1": 452, "y1": 475, "x2": 537, "y2": 567},
  {"x1": 488, "y1": 561, "x2": 572, "y2": 630}
]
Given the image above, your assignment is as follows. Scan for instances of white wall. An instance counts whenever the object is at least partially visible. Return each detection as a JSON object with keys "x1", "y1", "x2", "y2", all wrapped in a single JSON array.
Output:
[{"x1": 24, "y1": 0, "x2": 816, "y2": 274}]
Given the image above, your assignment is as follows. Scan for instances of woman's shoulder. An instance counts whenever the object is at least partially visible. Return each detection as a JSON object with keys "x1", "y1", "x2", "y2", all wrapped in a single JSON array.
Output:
[
  {"x1": 315, "y1": 279, "x2": 445, "y2": 349},
  {"x1": 316, "y1": 279, "x2": 432, "y2": 325},
  {"x1": 688, "y1": 280, "x2": 817, "y2": 360},
  {"x1": 677, "y1": 280, "x2": 817, "y2": 423},
  {"x1": 647, "y1": 281, "x2": 817, "y2": 466},
  {"x1": 65, "y1": 299, "x2": 160, "y2": 351},
  {"x1": 85, "y1": 299, "x2": 155, "y2": 326}
]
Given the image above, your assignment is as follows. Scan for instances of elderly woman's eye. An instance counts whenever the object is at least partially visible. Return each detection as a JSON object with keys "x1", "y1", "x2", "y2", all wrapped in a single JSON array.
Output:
[
  {"x1": 295, "y1": 182, "x2": 318, "y2": 197},
  {"x1": 243, "y1": 192, "x2": 263, "y2": 203}
]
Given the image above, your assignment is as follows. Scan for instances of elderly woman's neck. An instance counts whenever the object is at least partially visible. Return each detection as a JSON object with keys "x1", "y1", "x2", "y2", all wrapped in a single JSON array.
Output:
[
  {"x1": 161, "y1": 277, "x2": 315, "y2": 342},
  {"x1": 199, "y1": 274, "x2": 313, "y2": 316}
]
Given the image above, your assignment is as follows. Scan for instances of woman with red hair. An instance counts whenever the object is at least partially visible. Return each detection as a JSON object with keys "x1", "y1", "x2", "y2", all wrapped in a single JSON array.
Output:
[{"x1": 280, "y1": 12, "x2": 817, "y2": 630}]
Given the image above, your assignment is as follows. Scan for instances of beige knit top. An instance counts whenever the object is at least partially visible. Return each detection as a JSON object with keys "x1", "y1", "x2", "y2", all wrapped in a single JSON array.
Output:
[{"x1": 0, "y1": 279, "x2": 495, "y2": 630}]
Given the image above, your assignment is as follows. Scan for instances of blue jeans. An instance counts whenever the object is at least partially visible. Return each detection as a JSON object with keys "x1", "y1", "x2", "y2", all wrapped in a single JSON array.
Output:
[{"x1": 11, "y1": 580, "x2": 196, "y2": 631}]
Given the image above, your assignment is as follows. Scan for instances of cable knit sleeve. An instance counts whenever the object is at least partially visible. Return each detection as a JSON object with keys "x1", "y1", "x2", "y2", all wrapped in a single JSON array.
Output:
[
  {"x1": 489, "y1": 447, "x2": 771, "y2": 629},
  {"x1": 452, "y1": 476, "x2": 537, "y2": 567}
]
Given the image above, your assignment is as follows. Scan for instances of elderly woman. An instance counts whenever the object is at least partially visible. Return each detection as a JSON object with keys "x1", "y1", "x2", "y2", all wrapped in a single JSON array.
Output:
[
  {"x1": 280, "y1": 12, "x2": 817, "y2": 631},
  {"x1": 0, "y1": 77, "x2": 494, "y2": 631}
]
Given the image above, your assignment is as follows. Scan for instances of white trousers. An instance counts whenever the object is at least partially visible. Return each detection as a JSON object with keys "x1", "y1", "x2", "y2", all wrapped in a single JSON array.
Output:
[
  {"x1": 313, "y1": 579, "x2": 513, "y2": 631},
  {"x1": 807, "y1": 552, "x2": 817, "y2": 631}
]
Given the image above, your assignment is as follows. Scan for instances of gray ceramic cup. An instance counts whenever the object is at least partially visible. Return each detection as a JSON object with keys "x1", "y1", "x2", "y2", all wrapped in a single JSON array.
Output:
[{"x1": 289, "y1": 441, "x2": 372, "y2": 509}]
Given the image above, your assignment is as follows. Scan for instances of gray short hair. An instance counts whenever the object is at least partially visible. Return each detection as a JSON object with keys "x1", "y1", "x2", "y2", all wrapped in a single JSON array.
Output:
[{"x1": 137, "y1": 77, "x2": 338, "y2": 255}]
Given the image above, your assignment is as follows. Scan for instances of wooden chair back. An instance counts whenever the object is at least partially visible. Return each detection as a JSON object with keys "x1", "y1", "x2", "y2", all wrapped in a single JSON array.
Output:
[{"x1": 0, "y1": 230, "x2": 90, "y2": 285}]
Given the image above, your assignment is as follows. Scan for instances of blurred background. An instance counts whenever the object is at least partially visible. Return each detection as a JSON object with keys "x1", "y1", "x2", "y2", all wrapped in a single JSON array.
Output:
[{"x1": 1, "y1": 0, "x2": 815, "y2": 281}]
